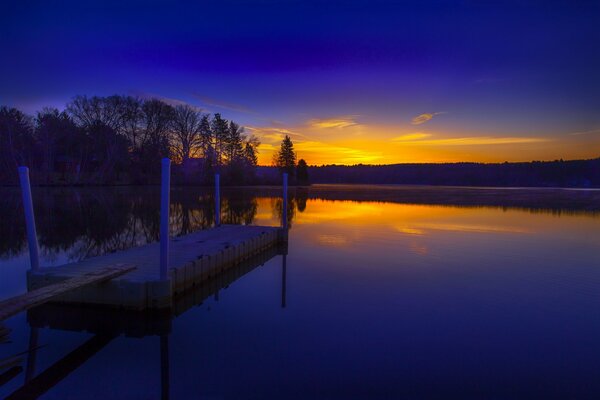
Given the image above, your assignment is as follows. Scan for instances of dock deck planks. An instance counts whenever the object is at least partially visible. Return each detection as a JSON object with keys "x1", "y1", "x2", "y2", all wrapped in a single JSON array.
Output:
[
  {"x1": 0, "y1": 264, "x2": 136, "y2": 321},
  {"x1": 26, "y1": 225, "x2": 282, "y2": 310}
]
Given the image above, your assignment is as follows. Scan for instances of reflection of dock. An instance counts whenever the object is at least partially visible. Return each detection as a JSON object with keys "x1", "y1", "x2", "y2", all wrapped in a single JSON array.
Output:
[
  {"x1": 27, "y1": 225, "x2": 283, "y2": 310},
  {"x1": 27, "y1": 245, "x2": 283, "y2": 336},
  {"x1": 8, "y1": 245, "x2": 286, "y2": 399}
]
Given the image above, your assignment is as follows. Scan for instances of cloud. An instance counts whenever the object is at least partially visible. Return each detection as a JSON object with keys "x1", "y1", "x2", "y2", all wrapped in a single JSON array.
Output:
[
  {"x1": 395, "y1": 136, "x2": 549, "y2": 146},
  {"x1": 392, "y1": 133, "x2": 432, "y2": 141},
  {"x1": 309, "y1": 115, "x2": 360, "y2": 129},
  {"x1": 568, "y1": 128, "x2": 600, "y2": 136},
  {"x1": 411, "y1": 112, "x2": 445, "y2": 125},
  {"x1": 130, "y1": 91, "x2": 203, "y2": 110},
  {"x1": 295, "y1": 141, "x2": 382, "y2": 164},
  {"x1": 246, "y1": 126, "x2": 309, "y2": 142},
  {"x1": 247, "y1": 122, "x2": 382, "y2": 164},
  {"x1": 191, "y1": 93, "x2": 255, "y2": 114}
]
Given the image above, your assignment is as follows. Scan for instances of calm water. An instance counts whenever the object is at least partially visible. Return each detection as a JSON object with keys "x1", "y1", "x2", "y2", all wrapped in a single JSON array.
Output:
[{"x1": 1, "y1": 185, "x2": 600, "y2": 399}]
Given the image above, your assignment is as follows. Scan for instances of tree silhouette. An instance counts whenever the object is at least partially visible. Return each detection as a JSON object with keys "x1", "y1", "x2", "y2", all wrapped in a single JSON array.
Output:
[
  {"x1": 1, "y1": 95, "x2": 261, "y2": 185},
  {"x1": 0, "y1": 107, "x2": 35, "y2": 183},
  {"x1": 171, "y1": 104, "x2": 204, "y2": 164},
  {"x1": 274, "y1": 135, "x2": 297, "y2": 178},
  {"x1": 296, "y1": 159, "x2": 309, "y2": 185}
]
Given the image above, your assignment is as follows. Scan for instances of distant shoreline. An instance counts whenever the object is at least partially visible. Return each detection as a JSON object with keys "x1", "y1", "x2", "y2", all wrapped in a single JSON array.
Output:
[
  {"x1": 2, "y1": 182, "x2": 600, "y2": 191},
  {"x1": 3, "y1": 157, "x2": 599, "y2": 188}
]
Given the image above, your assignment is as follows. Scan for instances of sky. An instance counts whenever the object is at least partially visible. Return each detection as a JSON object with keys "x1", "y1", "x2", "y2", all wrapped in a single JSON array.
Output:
[{"x1": 1, "y1": 0, "x2": 599, "y2": 165}]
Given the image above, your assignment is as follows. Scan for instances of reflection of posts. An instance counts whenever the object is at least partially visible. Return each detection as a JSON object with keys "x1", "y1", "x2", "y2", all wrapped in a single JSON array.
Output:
[
  {"x1": 160, "y1": 335, "x2": 170, "y2": 400},
  {"x1": 25, "y1": 327, "x2": 39, "y2": 382},
  {"x1": 281, "y1": 254, "x2": 287, "y2": 309},
  {"x1": 215, "y1": 173, "x2": 221, "y2": 227},
  {"x1": 160, "y1": 159, "x2": 171, "y2": 281},
  {"x1": 18, "y1": 166, "x2": 40, "y2": 271},
  {"x1": 7, "y1": 335, "x2": 114, "y2": 399},
  {"x1": 282, "y1": 173, "x2": 288, "y2": 230}
]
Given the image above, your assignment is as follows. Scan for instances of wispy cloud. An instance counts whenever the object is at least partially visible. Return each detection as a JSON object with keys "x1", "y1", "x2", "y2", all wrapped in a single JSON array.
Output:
[
  {"x1": 309, "y1": 115, "x2": 360, "y2": 129},
  {"x1": 392, "y1": 133, "x2": 432, "y2": 141},
  {"x1": 130, "y1": 91, "x2": 203, "y2": 110},
  {"x1": 246, "y1": 126, "x2": 310, "y2": 142},
  {"x1": 191, "y1": 93, "x2": 255, "y2": 114},
  {"x1": 247, "y1": 122, "x2": 382, "y2": 164},
  {"x1": 295, "y1": 140, "x2": 383, "y2": 163},
  {"x1": 411, "y1": 112, "x2": 445, "y2": 125},
  {"x1": 568, "y1": 128, "x2": 600, "y2": 136},
  {"x1": 395, "y1": 135, "x2": 549, "y2": 146}
]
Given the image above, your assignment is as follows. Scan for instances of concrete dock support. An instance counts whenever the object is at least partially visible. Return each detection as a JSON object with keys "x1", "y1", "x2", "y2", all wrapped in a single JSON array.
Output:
[
  {"x1": 18, "y1": 166, "x2": 40, "y2": 271},
  {"x1": 160, "y1": 158, "x2": 171, "y2": 280},
  {"x1": 281, "y1": 254, "x2": 287, "y2": 308},
  {"x1": 282, "y1": 173, "x2": 288, "y2": 230},
  {"x1": 160, "y1": 334, "x2": 170, "y2": 400},
  {"x1": 215, "y1": 173, "x2": 221, "y2": 227}
]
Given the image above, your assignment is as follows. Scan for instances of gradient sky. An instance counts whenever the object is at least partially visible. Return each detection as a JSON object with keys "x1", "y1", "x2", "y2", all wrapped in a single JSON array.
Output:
[{"x1": 1, "y1": 0, "x2": 599, "y2": 165}]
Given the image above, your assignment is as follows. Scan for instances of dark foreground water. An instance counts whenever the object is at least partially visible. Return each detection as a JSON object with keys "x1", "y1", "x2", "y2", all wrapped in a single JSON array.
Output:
[{"x1": 1, "y1": 185, "x2": 599, "y2": 399}]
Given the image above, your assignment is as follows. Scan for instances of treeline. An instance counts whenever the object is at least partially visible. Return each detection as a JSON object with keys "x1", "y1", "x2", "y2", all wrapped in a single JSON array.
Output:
[
  {"x1": 0, "y1": 95, "x2": 260, "y2": 185},
  {"x1": 0, "y1": 186, "x2": 306, "y2": 260},
  {"x1": 305, "y1": 159, "x2": 600, "y2": 188}
]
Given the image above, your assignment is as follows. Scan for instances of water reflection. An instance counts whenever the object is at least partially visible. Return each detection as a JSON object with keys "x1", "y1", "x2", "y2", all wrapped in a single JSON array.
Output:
[
  {"x1": 4, "y1": 246, "x2": 286, "y2": 399},
  {"x1": 1, "y1": 185, "x2": 600, "y2": 398},
  {"x1": 1, "y1": 185, "x2": 598, "y2": 264},
  {"x1": 0, "y1": 187, "x2": 266, "y2": 263}
]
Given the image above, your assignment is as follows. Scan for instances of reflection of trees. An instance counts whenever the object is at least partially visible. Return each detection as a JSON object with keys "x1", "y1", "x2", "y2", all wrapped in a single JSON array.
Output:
[
  {"x1": 170, "y1": 188, "x2": 215, "y2": 236},
  {"x1": 221, "y1": 190, "x2": 258, "y2": 226},
  {"x1": 0, "y1": 187, "x2": 268, "y2": 262},
  {"x1": 295, "y1": 188, "x2": 308, "y2": 212},
  {"x1": 0, "y1": 189, "x2": 27, "y2": 259},
  {"x1": 271, "y1": 197, "x2": 296, "y2": 228},
  {"x1": 35, "y1": 189, "x2": 134, "y2": 261},
  {"x1": 3, "y1": 184, "x2": 599, "y2": 263}
]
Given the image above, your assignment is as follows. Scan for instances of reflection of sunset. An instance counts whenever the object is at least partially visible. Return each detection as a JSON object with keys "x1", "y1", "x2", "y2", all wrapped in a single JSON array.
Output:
[
  {"x1": 256, "y1": 198, "x2": 600, "y2": 255},
  {"x1": 397, "y1": 223, "x2": 532, "y2": 234},
  {"x1": 316, "y1": 234, "x2": 349, "y2": 247}
]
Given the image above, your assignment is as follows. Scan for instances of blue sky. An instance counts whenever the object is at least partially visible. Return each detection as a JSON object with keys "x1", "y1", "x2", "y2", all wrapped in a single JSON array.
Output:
[{"x1": 1, "y1": 0, "x2": 599, "y2": 164}]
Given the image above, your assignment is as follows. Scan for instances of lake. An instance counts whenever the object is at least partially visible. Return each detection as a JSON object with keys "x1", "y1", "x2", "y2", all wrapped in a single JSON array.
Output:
[{"x1": 1, "y1": 185, "x2": 600, "y2": 399}]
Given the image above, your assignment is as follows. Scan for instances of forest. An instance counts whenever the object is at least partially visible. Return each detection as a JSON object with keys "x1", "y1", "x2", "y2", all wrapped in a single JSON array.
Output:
[
  {"x1": 303, "y1": 158, "x2": 600, "y2": 188},
  {"x1": 0, "y1": 95, "x2": 261, "y2": 185},
  {"x1": 2, "y1": 95, "x2": 598, "y2": 188}
]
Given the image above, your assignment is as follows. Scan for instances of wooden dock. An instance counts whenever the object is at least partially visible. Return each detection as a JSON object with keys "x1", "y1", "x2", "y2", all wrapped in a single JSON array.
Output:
[
  {"x1": 0, "y1": 265, "x2": 135, "y2": 321},
  {"x1": 6, "y1": 245, "x2": 285, "y2": 399},
  {"x1": 27, "y1": 245, "x2": 282, "y2": 337},
  {"x1": 27, "y1": 225, "x2": 283, "y2": 310}
]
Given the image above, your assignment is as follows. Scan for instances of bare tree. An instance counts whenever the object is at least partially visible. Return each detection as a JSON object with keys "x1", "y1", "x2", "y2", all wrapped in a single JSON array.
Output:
[
  {"x1": 171, "y1": 104, "x2": 204, "y2": 164},
  {"x1": 118, "y1": 96, "x2": 144, "y2": 150},
  {"x1": 66, "y1": 95, "x2": 124, "y2": 131}
]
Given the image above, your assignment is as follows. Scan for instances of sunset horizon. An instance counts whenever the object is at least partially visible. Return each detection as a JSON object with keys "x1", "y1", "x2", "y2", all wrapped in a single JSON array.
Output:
[{"x1": 2, "y1": 1, "x2": 598, "y2": 166}]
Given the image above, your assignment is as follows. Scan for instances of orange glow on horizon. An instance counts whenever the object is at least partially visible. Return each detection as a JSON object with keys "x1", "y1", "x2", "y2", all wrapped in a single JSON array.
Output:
[{"x1": 251, "y1": 121, "x2": 600, "y2": 166}]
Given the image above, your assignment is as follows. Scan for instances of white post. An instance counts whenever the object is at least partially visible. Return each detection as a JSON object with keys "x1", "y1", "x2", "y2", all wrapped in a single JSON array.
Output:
[
  {"x1": 215, "y1": 173, "x2": 220, "y2": 227},
  {"x1": 282, "y1": 173, "x2": 288, "y2": 229},
  {"x1": 160, "y1": 158, "x2": 171, "y2": 280},
  {"x1": 18, "y1": 167, "x2": 40, "y2": 271}
]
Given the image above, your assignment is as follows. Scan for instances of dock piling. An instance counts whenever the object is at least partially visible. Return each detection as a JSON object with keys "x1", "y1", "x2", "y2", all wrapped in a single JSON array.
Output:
[
  {"x1": 215, "y1": 173, "x2": 221, "y2": 226},
  {"x1": 160, "y1": 158, "x2": 171, "y2": 280},
  {"x1": 18, "y1": 166, "x2": 40, "y2": 271}
]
